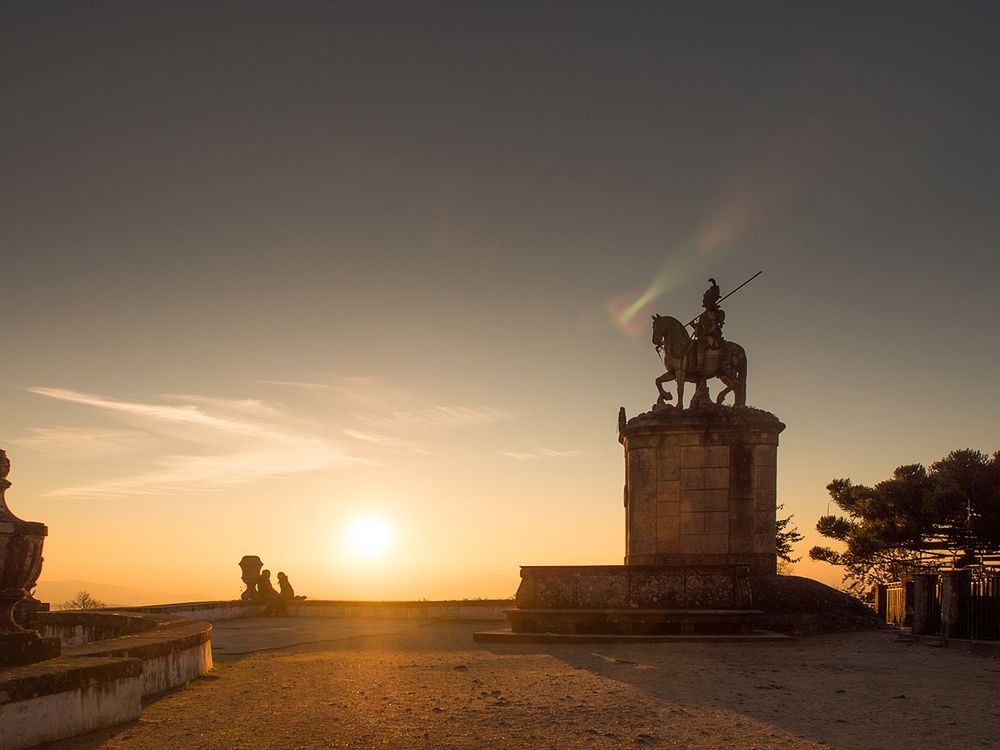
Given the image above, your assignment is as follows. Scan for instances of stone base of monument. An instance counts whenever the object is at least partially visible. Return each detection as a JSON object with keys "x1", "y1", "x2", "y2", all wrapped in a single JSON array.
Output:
[
  {"x1": 473, "y1": 626, "x2": 788, "y2": 643},
  {"x1": 504, "y1": 607, "x2": 761, "y2": 635},
  {"x1": 13, "y1": 595, "x2": 50, "y2": 631},
  {"x1": 0, "y1": 631, "x2": 62, "y2": 668},
  {"x1": 620, "y1": 405, "x2": 786, "y2": 577},
  {"x1": 474, "y1": 564, "x2": 788, "y2": 643}
]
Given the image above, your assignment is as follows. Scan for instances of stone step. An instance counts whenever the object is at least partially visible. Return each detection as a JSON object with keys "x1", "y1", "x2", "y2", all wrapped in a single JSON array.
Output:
[{"x1": 507, "y1": 607, "x2": 762, "y2": 636}]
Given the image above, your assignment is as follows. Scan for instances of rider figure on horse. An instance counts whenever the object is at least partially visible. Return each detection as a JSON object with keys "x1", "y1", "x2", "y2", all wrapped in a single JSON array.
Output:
[{"x1": 691, "y1": 278, "x2": 725, "y2": 373}]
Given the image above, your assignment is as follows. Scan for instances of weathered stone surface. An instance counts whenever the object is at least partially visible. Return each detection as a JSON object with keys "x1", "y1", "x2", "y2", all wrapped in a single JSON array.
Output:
[
  {"x1": 506, "y1": 608, "x2": 760, "y2": 636},
  {"x1": 684, "y1": 570, "x2": 736, "y2": 608},
  {"x1": 0, "y1": 632, "x2": 61, "y2": 668},
  {"x1": 655, "y1": 515, "x2": 679, "y2": 544},
  {"x1": 680, "y1": 512, "x2": 703, "y2": 535},
  {"x1": 656, "y1": 500, "x2": 680, "y2": 518},
  {"x1": 515, "y1": 565, "x2": 751, "y2": 611},
  {"x1": 754, "y1": 510, "x2": 777, "y2": 534},
  {"x1": 530, "y1": 572, "x2": 576, "y2": 608},
  {"x1": 753, "y1": 532, "x2": 776, "y2": 554},
  {"x1": 704, "y1": 467, "x2": 730, "y2": 489},
  {"x1": 753, "y1": 445, "x2": 776, "y2": 465},
  {"x1": 704, "y1": 511, "x2": 729, "y2": 535},
  {"x1": 728, "y1": 526, "x2": 754, "y2": 553},
  {"x1": 754, "y1": 487, "x2": 777, "y2": 511},
  {"x1": 629, "y1": 570, "x2": 685, "y2": 608},
  {"x1": 621, "y1": 407, "x2": 783, "y2": 575},
  {"x1": 680, "y1": 533, "x2": 729, "y2": 555},
  {"x1": 629, "y1": 447, "x2": 657, "y2": 473},
  {"x1": 753, "y1": 465, "x2": 776, "y2": 489},
  {"x1": 656, "y1": 448, "x2": 680, "y2": 480},
  {"x1": 657, "y1": 480, "x2": 680, "y2": 503},
  {"x1": 680, "y1": 468, "x2": 706, "y2": 490},
  {"x1": 681, "y1": 488, "x2": 729, "y2": 513},
  {"x1": 681, "y1": 445, "x2": 730, "y2": 469}
]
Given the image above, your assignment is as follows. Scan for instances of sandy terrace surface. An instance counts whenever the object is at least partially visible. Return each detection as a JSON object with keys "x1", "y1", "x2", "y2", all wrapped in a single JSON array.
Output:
[{"x1": 43, "y1": 621, "x2": 1000, "y2": 750}]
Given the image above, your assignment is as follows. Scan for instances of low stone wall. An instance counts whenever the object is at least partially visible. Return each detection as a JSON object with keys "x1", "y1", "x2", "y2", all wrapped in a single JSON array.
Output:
[
  {"x1": 38, "y1": 610, "x2": 213, "y2": 697},
  {"x1": 122, "y1": 600, "x2": 266, "y2": 621},
  {"x1": 46, "y1": 613, "x2": 213, "y2": 697},
  {"x1": 0, "y1": 656, "x2": 142, "y2": 750},
  {"x1": 123, "y1": 598, "x2": 511, "y2": 621},
  {"x1": 4, "y1": 610, "x2": 212, "y2": 750},
  {"x1": 38, "y1": 610, "x2": 159, "y2": 646},
  {"x1": 287, "y1": 599, "x2": 511, "y2": 620},
  {"x1": 515, "y1": 565, "x2": 752, "y2": 610}
]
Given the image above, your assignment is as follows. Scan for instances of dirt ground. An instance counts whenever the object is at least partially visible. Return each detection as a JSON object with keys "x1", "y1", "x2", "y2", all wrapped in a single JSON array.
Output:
[{"x1": 42, "y1": 621, "x2": 1000, "y2": 750}]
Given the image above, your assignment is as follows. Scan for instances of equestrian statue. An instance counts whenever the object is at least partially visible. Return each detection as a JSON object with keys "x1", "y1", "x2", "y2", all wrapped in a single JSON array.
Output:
[{"x1": 651, "y1": 274, "x2": 758, "y2": 409}]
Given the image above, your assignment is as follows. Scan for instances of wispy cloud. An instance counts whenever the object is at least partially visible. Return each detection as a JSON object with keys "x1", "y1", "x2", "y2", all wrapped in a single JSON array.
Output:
[
  {"x1": 254, "y1": 379, "x2": 332, "y2": 391},
  {"x1": 27, "y1": 387, "x2": 262, "y2": 438},
  {"x1": 499, "y1": 447, "x2": 587, "y2": 461},
  {"x1": 10, "y1": 426, "x2": 147, "y2": 457},
  {"x1": 26, "y1": 387, "x2": 366, "y2": 498},
  {"x1": 341, "y1": 428, "x2": 430, "y2": 455},
  {"x1": 24, "y1": 376, "x2": 513, "y2": 496},
  {"x1": 352, "y1": 404, "x2": 510, "y2": 431},
  {"x1": 256, "y1": 374, "x2": 418, "y2": 412}
]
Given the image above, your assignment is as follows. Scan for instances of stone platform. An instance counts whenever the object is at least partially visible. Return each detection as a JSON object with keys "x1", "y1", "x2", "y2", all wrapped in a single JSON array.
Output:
[
  {"x1": 504, "y1": 564, "x2": 757, "y2": 637},
  {"x1": 0, "y1": 630, "x2": 61, "y2": 668},
  {"x1": 515, "y1": 564, "x2": 752, "y2": 609},
  {"x1": 506, "y1": 607, "x2": 762, "y2": 636},
  {"x1": 473, "y1": 627, "x2": 789, "y2": 643}
]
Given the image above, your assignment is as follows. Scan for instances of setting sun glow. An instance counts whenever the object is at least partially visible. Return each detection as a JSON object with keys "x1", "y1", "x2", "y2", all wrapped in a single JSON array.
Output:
[{"x1": 344, "y1": 516, "x2": 393, "y2": 560}]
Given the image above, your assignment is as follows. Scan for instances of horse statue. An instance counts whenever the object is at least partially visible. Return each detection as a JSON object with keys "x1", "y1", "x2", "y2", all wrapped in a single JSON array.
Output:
[{"x1": 651, "y1": 314, "x2": 747, "y2": 409}]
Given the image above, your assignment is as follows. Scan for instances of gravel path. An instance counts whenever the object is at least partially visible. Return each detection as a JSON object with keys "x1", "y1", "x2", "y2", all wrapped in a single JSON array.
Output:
[{"x1": 41, "y1": 622, "x2": 1000, "y2": 750}]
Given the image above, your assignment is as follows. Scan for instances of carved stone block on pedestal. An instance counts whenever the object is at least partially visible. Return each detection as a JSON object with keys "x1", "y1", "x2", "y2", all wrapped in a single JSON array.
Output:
[{"x1": 620, "y1": 406, "x2": 785, "y2": 576}]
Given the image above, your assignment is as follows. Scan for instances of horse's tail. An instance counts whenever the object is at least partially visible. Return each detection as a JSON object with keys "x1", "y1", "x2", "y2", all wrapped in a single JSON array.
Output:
[{"x1": 735, "y1": 348, "x2": 748, "y2": 407}]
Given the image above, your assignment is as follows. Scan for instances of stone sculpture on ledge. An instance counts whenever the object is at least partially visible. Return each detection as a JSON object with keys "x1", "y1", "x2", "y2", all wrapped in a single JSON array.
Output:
[
  {"x1": 238, "y1": 555, "x2": 264, "y2": 600},
  {"x1": 0, "y1": 450, "x2": 61, "y2": 666}
]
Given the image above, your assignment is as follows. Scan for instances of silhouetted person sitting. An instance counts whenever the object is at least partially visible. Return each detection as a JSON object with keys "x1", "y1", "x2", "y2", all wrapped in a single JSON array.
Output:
[
  {"x1": 257, "y1": 569, "x2": 280, "y2": 615},
  {"x1": 277, "y1": 571, "x2": 295, "y2": 599}
]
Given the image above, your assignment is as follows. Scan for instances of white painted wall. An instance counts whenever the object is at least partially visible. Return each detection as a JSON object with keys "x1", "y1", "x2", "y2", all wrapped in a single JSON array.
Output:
[
  {"x1": 138, "y1": 639, "x2": 213, "y2": 696},
  {"x1": 0, "y1": 673, "x2": 141, "y2": 750}
]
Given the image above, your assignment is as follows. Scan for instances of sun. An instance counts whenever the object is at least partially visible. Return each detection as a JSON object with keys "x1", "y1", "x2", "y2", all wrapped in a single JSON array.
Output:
[{"x1": 344, "y1": 516, "x2": 393, "y2": 560}]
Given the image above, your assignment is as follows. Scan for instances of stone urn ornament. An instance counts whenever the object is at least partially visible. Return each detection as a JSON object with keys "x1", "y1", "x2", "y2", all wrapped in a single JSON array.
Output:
[
  {"x1": 239, "y1": 555, "x2": 263, "y2": 600},
  {"x1": 0, "y1": 449, "x2": 60, "y2": 666}
]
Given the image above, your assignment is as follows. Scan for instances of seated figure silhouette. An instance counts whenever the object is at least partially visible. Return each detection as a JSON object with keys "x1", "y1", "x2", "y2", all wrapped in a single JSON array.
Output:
[
  {"x1": 257, "y1": 569, "x2": 278, "y2": 598},
  {"x1": 257, "y1": 569, "x2": 281, "y2": 615},
  {"x1": 277, "y1": 571, "x2": 295, "y2": 599}
]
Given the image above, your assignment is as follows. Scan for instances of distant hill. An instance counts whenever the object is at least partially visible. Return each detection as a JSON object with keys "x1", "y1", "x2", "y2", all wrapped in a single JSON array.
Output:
[{"x1": 34, "y1": 579, "x2": 158, "y2": 608}]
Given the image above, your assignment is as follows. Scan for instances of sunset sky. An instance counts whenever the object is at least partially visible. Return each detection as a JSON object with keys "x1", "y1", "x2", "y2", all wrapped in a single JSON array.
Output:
[{"x1": 2, "y1": 2, "x2": 998, "y2": 604}]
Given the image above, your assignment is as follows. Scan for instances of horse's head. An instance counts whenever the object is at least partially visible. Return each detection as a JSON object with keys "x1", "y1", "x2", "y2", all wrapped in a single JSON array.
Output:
[
  {"x1": 651, "y1": 314, "x2": 689, "y2": 359},
  {"x1": 651, "y1": 314, "x2": 665, "y2": 348}
]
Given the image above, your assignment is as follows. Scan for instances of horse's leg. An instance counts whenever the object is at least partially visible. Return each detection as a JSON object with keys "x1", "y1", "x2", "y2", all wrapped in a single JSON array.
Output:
[
  {"x1": 735, "y1": 356, "x2": 747, "y2": 407},
  {"x1": 654, "y1": 372, "x2": 673, "y2": 402},
  {"x1": 716, "y1": 376, "x2": 734, "y2": 405},
  {"x1": 675, "y1": 369, "x2": 685, "y2": 410}
]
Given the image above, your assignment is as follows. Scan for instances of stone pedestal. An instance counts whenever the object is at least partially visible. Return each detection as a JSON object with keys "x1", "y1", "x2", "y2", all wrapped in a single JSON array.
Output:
[
  {"x1": 940, "y1": 569, "x2": 971, "y2": 639},
  {"x1": 0, "y1": 450, "x2": 61, "y2": 667},
  {"x1": 238, "y1": 555, "x2": 263, "y2": 600},
  {"x1": 506, "y1": 564, "x2": 758, "y2": 636},
  {"x1": 619, "y1": 405, "x2": 785, "y2": 576},
  {"x1": 911, "y1": 573, "x2": 940, "y2": 635},
  {"x1": 13, "y1": 595, "x2": 49, "y2": 630}
]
